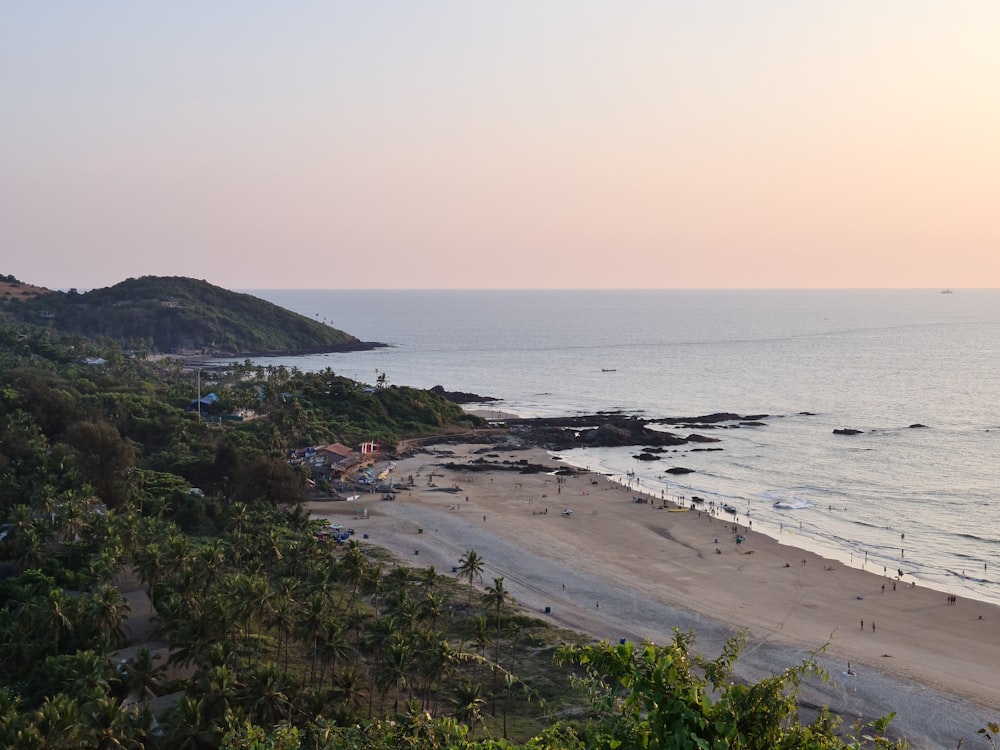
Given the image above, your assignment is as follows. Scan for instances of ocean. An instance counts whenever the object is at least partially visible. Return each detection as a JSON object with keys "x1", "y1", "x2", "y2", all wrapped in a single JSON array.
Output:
[{"x1": 238, "y1": 289, "x2": 1000, "y2": 606}]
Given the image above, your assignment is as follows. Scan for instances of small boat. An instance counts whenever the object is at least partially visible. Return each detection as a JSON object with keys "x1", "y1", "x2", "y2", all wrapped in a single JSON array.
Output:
[
  {"x1": 601, "y1": 368, "x2": 617, "y2": 372},
  {"x1": 941, "y1": 289, "x2": 953, "y2": 294},
  {"x1": 722, "y1": 504, "x2": 737, "y2": 514}
]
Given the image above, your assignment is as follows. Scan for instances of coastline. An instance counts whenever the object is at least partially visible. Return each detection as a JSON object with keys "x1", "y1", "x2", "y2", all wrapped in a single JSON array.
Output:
[{"x1": 309, "y1": 439, "x2": 997, "y2": 748}]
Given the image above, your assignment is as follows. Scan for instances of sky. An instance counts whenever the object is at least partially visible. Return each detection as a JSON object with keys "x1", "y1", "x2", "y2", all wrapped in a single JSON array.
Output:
[{"x1": 2, "y1": 2, "x2": 999, "y2": 290}]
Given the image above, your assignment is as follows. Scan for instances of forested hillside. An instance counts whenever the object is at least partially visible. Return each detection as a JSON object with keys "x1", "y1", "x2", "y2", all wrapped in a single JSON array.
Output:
[{"x1": 0, "y1": 275, "x2": 372, "y2": 355}]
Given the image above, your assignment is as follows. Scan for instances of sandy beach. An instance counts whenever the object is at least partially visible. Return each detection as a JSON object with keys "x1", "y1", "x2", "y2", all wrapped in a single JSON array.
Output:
[{"x1": 309, "y1": 440, "x2": 998, "y2": 748}]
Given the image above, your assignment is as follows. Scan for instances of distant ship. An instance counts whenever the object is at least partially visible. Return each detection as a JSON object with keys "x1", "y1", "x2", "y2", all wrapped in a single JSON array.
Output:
[{"x1": 941, "y1": 289, "x2": 953, "y2": 294}]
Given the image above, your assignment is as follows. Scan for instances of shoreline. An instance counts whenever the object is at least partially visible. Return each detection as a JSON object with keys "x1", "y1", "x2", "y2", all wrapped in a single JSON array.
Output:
[
  {"x1": 309, "y1": 440, "x2": 997, "y2": 747},
  {"x1": 552, "y1": 449, "x2": 1000, "y2": 609}
]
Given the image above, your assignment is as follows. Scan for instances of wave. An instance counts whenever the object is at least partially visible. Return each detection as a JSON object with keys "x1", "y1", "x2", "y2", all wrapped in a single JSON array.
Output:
[{"x1": 772, "y1": 499, "x2": 815, "y2": 510}]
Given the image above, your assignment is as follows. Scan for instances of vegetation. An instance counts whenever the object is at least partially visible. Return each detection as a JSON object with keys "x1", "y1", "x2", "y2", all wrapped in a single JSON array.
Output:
[
  {"x1": 0, "y1": 275, "x2": 369, "y2": 355},
  {"x1": 0, "y1": 321, "x2": 993, "y2": 748}
]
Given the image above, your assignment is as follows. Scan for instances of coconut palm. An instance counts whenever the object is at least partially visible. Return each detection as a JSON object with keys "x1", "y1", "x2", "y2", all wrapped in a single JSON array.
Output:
[
  {"x1": 452, "y1": 681, "x2": 486, "y2": 737},
  {"x1": 133, "y1": 542, "x2": 164, "y2": 606},
  {"x1": 243, "y1": 663, "x2": 295, "y2": 726},
  {"x1": 331, "y1": 666, "x2": 366, "y2": 719},
  {"x1": 88, "y1": 583, "x2": 130, "y2": 647},
  {"x1": 376, "y1": 638, "x2": 413, "y2": 714},
  {"x1": 123, "y1": 647, "x2": 166, "y2": 701},
  {"x1": 296, "y1": 592, "x2": 332, "y2": 688},
  {"x1": 481, "y1": 577, "x2": 510, "y2": 715},
  {"x1": 468, "y1": 615, "x2": 492, "y2": 683},
  {"x1": 457, "y1": 549, "x2": 484, "y2": 606}
]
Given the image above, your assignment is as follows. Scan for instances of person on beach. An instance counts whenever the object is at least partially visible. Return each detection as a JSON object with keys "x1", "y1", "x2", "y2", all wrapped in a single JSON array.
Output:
[
  {"x1": 861, "y1": 619, "x2": 864, "y2": 630},
  {"x1": 872, "y1": 621, "x2": 876, "y2": 632}
]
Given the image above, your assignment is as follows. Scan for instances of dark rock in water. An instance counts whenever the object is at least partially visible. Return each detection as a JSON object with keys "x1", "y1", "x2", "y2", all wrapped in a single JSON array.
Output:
[
  {"x1": 799, "y1": 411, "x2": 816, "y2": 416},
  {"x1": 691, "y1": 447, "x2": 724, "y2": 452},
  {"x1": 909, "y1": 423, "x2": 929, "y2": 429},
  {"x1": 740, "y1": 421, "x2": 767, "y2": 427},
  {"x1": 685, "y1": 433, "x2": 722, "y2": 443},
  {"x1": 833, "y1": 428, "x2": 864, "y2": 435},
  {"x1": 665, "y1": 413, "x2": 744, "y2": 424},
  {"x1": 634, "y1": 452, "x2": 660, "y2": 461},
  {"x1": 429, "y1": 385, "x2": 499, "y2": 404},
  {"x1": 666, "y1": 467, "x2": 694, "y2": 474},
  {"x1": 505, "y1": 412, "x2": 761, "y2": 451}
]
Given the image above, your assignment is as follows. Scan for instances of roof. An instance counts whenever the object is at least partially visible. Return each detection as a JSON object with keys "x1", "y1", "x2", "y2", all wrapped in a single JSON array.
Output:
[{"x1": 318, "y1": 443, "x2": 353, "y2": 457}]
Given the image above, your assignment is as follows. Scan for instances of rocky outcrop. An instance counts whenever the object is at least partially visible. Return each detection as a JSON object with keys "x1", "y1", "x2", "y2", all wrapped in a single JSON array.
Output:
[
  {"x1": 833, "y1": 428, "x2": 864, "y2": 435},
  {"x1": 429, "y1": 385, "x2": 499, "y2": 404},
  {"x1": 507, "y1": 413, "x2": 759, "y2": 450}
]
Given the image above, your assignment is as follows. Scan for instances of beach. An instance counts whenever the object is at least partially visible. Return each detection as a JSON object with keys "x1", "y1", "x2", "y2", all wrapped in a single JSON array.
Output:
[{"x1": 309, "y1": 440, "x2": 998, "y2": 748}]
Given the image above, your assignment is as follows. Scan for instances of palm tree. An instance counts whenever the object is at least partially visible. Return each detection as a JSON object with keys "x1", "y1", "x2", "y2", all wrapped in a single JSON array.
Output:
[
  {"x1": 57, "y1": 498, "x2": 91, "y2": 569},
  {"x1": 296, "y1": 592, "x2": 332, "y2": 688},
  {"x1": 457, "y1": 549, "x2": 484, "y2": 606},
  {"x1": 481, "y1": 576, "x2": 510, "y2": 715},
  {"x1": 267, "y1": 582, "x2": 297, "y2": 673},
  {"x1": 194, "y1": 539, "x2": 226, "y2": 586},
  {"x1": 468, "y1": 615, "x2": 492, "y2": 683},
  {"x1": 376, "y1": 638, "x2": 413, "y2": 714},
  {"x1": 243, "y1": 663, "x2": 295, "y2": 726},
  {"x1": 320, "y1": 620, "x2": 353, "y2": 687},
  {"x1": 339, "y1": 540, "x2": 367, "y2": 612},
  {"x1": 123, "y1": 647, "x2": 166, "y2": 701},
  {"x1": 80, "y1": 693, "x2": 142, "y2": 750},
  {"x1": 452, "y1": 681, "x2": 486, "y2": 737},
  {"x1": 88, "y1": 583, "x2": 130, "y2": 647},
  {"x1": 331, "y1": 666, "x2": 366, "y2": 719},
  {"x1": 503, "y1": 618, "x2": 525, "y2": 738},
  {"x1": 134, "y1": 542, "x2": 164, "y2": 606},
  {"x1": 198, "y1": 663, "x2": 242, "y2": 722},
  {"x1": 35, "y1": 692, "x2": 86, "y2": 750},
  {"x1": 419, "y1": 591, "x2": 447, "y2": 635},
  {"x1": 167, "y1": 696, "x2": 217, "y2": 750}
]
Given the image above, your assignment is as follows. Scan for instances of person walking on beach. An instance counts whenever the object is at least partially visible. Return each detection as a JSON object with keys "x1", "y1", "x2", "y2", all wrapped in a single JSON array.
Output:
[
  {"x1": 860, "y1": 619, "x2": 864, "y2": 630},
  {"x1": 872, "y1": 621, "x2": 876, "y2": 632}
]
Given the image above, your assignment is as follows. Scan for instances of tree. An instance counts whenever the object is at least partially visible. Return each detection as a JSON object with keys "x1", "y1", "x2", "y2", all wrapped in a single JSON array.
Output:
[
  {"x1": 481, "y1": 576, "x2": 510, "y2": 716},
  {"x1": 64, "y1": 420, "x2": 136, "y2": 508},
  {"x1": 555, "y1": 631, "x2": 910, "y2": 750},
  {"x1": 457, "y1": 549, "x2": 484, "y2": 607},
  {"x1": 122, "y1": 647, "x2": 166, "y2": 701},
  {"x1": 451, "y1": 681, "x2": 486, "y2": 737},
  {"x1": 87, "y1": 584, "x2": 130, "y2": 647},
  {"x1": 376, "y1": 637, "x2": 413, "y2": 715}
]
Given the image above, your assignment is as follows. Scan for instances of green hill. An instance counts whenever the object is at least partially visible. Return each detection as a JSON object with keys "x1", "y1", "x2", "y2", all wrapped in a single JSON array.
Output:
[{"x1": 0, "y1": 275, "x2": 376, "y2": 355}]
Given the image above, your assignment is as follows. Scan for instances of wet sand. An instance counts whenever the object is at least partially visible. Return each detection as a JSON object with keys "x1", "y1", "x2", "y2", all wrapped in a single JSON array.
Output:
[{"x1": 309, "y1": 442, "x2": 998, "y2": 748}]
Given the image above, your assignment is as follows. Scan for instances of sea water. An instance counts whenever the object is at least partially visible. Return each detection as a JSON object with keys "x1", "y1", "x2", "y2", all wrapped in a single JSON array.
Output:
[{"x1": 238, "y1": 289, "x2": 1000, "y2": 605}]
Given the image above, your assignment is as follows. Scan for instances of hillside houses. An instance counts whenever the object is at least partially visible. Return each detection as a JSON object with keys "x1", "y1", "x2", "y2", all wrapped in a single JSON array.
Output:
[{"x1": 288, "y1": 442, "x2": 369, "y2": 480}]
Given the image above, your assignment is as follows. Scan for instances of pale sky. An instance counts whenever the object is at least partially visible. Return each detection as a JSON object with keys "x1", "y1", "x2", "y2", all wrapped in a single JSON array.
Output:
[{"x1": 2, "y1": 2, "x2": 999, "y2": 290}]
